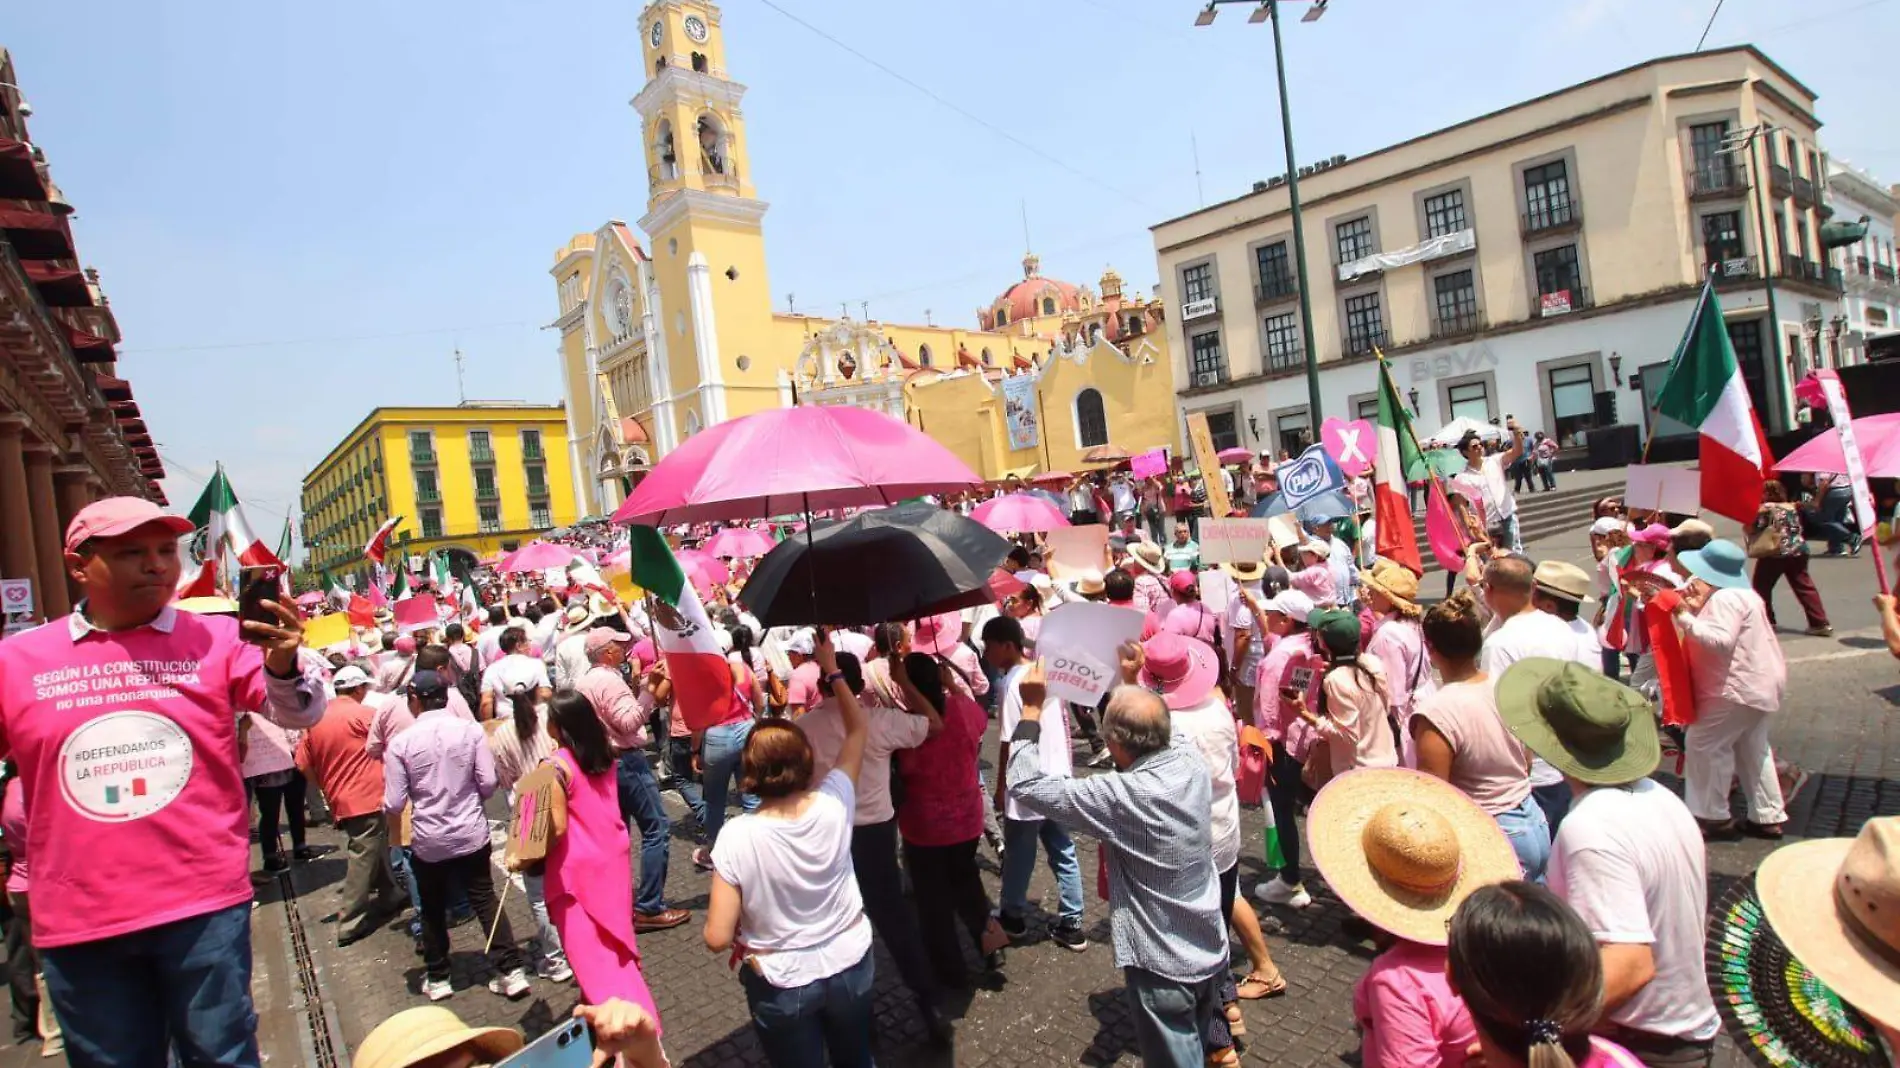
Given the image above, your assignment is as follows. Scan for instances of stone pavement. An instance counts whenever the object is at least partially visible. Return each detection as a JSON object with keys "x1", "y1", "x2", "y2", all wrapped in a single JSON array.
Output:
[{"x1": 3, "y1": 505, "x2": 1896, "y2": 1068}]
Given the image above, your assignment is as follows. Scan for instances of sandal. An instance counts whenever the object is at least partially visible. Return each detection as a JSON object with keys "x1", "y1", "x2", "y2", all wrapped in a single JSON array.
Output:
[
  {"x1": 1235, "y1": 970, "x2": 1288, "y2": 1000},
  {"x1": 1223, "y1": 1001, "x2": 1246, "y2": 1040},
  {"x1": 1206, "y1": 1047, "x2": 1241, "y2": 1068}
]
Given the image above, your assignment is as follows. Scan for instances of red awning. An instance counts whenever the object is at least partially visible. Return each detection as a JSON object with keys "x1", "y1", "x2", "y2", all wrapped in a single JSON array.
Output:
[
  {"x1": 0, "y1": 208, "x2": 73, "y2": 260},
  {"x1": 94, "y1": 373, "x2": 132, "y2": 400},
  {"x1": 0, "y1": 140, "x2": 45, "y2": 201},
  {"x1": 65, "y1": 323, "x2": 114, "y2": 363},
  {"x1": 114, "y1": 405, "x2": 142, "y2": 421},
  {"x1": 619, "y1": 416, "x2": 649, "y2": 445},
  {"x1": 22, "y1": 260, "x2": 88, "y2": 307}
]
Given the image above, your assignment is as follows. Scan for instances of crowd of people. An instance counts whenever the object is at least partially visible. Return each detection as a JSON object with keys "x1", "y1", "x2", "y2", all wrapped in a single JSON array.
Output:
[{"x1": 0, "y1": 432, "x2": 1893, "y2": 1068}]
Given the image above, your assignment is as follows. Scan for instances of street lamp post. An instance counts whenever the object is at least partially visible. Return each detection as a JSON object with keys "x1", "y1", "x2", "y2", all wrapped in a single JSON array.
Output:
[{"x1": 1196, "y1": 0, "x2": 1327, "y2": 424}]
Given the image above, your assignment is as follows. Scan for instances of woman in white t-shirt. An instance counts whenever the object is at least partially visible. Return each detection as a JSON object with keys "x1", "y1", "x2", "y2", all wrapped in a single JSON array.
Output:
[{"x1": 703, "y1": 630, "x2": 880, "y2": 1067}]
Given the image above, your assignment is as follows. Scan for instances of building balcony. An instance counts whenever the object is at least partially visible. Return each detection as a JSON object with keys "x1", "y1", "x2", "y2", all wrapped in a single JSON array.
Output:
[
  {"x1": 1254, "y1": 274, "x2": 1299, "y2": 308},
  {"x1": 1536, "y1": 286, "x2": 1591, "y2": 317},
  {"x1": 1187, "y1": 365, "x2": 1230, "y2": 390},
  {"x1": 1343, "y1": 329, "x2": 1387, "y2": 359},
  {"x1": 474, "y1": 484, "x2": 499, "y2": 501},
  {"x1": 1878, "y1": 264, "x2": 1898, "y2": 284},
  {"x1": 1520, "y1": 200, "x2": 1582, "y2": 237},
  {"x1": 415, "y1": 488, "x2": 441, "y2": 504},
  {"x1": 1431, "y1": 311, "x2": 1484, "y2": 339},
  {"x1": 1769, "y1": 163, "x2": 1793, "y2": 196},
  {"x1": 648, "y1": 163, "x2": 682, "y2": 190},
  {"x1": 469, "y1": 447, "x2": 495, "y2": 463},
  {"x1": 1264, "y1": 345, "x2": 1306, "y2": 375},
  {"x1": 1793, "y1": 175, "x2": 1817, "y2": 209},
  {"x1": 1686, "y1": 164, "x2": 1749, "y2": 200},
  {"x1": 701, "y1": 166, "x2": 742, "y2": 193},
  {"x1": 521, "y1": 443, "x2": 544, "y2": 461},
  {"x1": 409, "y1": 450, "x2": 435, "y2": 465},
  {"x1": 526, "y1": 484, "x2": 549, "y2": 500},
  {"x1": 1703, "y1": 253, "x2": 1758, "y2": 282}
]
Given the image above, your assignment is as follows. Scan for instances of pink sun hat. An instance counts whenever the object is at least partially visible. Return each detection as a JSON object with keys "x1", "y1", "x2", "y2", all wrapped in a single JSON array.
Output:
[
  {"x1": 1137, "y1": 631, "x2": 1218, "y2": 710},
  {"x1": 912, "y1": 612, "x2": 963, "y2": 657}
]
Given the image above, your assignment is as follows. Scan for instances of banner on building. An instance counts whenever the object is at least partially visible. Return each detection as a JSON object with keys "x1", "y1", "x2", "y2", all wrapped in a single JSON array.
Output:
[{"x1": 1000, "y1": 375, "x2": 1040, "y2": 452}]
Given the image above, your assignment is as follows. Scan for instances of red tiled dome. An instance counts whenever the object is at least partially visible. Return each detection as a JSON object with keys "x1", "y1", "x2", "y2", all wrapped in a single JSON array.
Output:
[{"x1": 984, "y1": 253, "x2": 1083, "y2": 329}]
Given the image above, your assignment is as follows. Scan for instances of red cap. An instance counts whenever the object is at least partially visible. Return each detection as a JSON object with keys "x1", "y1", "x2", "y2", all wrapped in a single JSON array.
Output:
[
  {"x1": 1167, "y1": 569, "x2": 1198, "y2": 595},
  {"x1": 64, "y1": 497, "x2": 195, "y2": 554}
]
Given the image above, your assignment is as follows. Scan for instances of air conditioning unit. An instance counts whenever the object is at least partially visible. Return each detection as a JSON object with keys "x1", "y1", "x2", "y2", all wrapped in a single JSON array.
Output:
[
  {"x1": 1192, "y1": 371, "x2": 1222, "y2": 388},
  {"x1": 1182, "y1": 297, "x2": 1219, "y2": 321}
]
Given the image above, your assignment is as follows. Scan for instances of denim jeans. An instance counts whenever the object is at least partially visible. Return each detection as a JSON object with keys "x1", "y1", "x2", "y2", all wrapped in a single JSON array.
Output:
[
  {"x1": 999, "y1": 817, "x2": 1084, "y2": 926},
  {"x1": 1495, "y1": 793, "x2": 1552, "y2": 884},
  {"x1": 42, "y1": 902, "x2": 258, "y2": 1068},
  {"x1": 739, "y1": 949, "x2": 877, "y2": 1068},
  {"x1": 701, "y1": 718, "x2": 760, "y2": 848},
  {"x1": 665, "y1": 736, "x2": 707, "y2": 829},
  {"x1": 617, "y1": 750, "x2": 674, "y2": 914},
  {"x1": 1531, "y1": 781, "x2": 1572, "y2": 837},
  {"x1": 522, "y1": 872, "x2": 568, "y2": 972},
  {"x1": 1123, "y1": 966, "x2": 1222, "y2": 1068}
]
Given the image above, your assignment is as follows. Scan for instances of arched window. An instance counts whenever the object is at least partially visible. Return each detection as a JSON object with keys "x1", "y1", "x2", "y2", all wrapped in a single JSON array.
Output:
[
  {"x1": 980, "y1": 348, "x2": 993, "y2": 366},
  {"x1": 1042, "y1": 297, "x2": 1057, "y2": 316},
  {"x1": 691, "y1": 52, "x2": 708, "y2": 72},
  {"x1": 995, "y1": 307, "x2": 1008, "y2": 326},
  {"x1": 654, "y1": 118, "x2": 677, "y2": 179},
  {"x1": 917, "y1": 343, "x2": 932, "y2": 367},
  {"x1": 1075, "y1": 388, "x2": 1109, "y2": 448},
  {"x1": 696, "y1": 113, "x2": 727, "y2": 174}
]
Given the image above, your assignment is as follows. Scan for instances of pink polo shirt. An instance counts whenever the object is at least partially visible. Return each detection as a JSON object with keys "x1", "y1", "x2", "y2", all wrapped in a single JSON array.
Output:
[{"x1": 0, "y1": 606, "x2": 325, "y2": 947}]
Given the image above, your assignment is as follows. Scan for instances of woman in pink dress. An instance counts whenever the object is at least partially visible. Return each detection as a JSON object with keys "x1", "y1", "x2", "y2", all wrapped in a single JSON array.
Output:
[{"x1": 540, "y1": 691, "x2": 662, "y2": 1029}]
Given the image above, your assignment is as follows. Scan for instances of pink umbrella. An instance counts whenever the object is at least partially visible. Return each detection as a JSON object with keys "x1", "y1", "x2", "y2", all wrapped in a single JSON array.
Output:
[
  {"x1": 1217, "y1": 446, "x2": 1254, "y2": 464},
  {"x1": 704, "y1": 526, "x2": 778, "y2": 559},
  {"x1": 1793, "y1": 372, "x2": 1827, "y2": 409},
  {"x1": 294, "y1": 590, "x2": 324, "y2": 607},
  {"x1": 677, "y1": 549, "x2": 732, "y2": 590},
  {"x1": 612, "y1": 406, "x2": 982, "y2": 526},
  {"x1": 498, "y1": 540, "x2": 577, "y2": 574},
  {"x1": 1030, "y1": 470, "x2": 1073, "y2": 487},
  {"x1": 1777, "y1": 412, "x2": 1900, "y2": 478},
  {"x1": 971, "y1": 492, "x2": 1071, "y2": 533}
]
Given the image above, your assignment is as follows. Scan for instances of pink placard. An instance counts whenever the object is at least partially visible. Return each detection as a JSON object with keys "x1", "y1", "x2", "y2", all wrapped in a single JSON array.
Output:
[
  {"x1": 1320, "y1": 417, "x2": 1376, "y2": 477},
  {"x1": 1130, "y1": 448, "x2": 1168, "y2": 480}
]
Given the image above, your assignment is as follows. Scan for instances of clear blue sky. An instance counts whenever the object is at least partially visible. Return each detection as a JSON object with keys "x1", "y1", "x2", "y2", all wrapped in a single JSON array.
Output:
[{"x1": 5, "y1": 0, "x2": 1893, "y2": 545}]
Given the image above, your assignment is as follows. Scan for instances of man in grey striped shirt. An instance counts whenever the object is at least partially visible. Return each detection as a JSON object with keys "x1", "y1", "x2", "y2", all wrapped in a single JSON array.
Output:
[{"x1": 1006, "y1": 671, "x2": 1228, "y2": 1067}]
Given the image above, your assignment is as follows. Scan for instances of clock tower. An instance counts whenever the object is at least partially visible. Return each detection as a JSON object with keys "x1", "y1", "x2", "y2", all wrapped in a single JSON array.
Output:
[{"x1": 632, "y1": 0, "x2": 777, "y2": 434}]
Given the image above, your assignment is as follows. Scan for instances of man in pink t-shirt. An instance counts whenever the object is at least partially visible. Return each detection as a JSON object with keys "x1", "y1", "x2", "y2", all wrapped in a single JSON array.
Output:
[{"x1": 0, "y1": 499, "x2": 324, "y2": 1068}]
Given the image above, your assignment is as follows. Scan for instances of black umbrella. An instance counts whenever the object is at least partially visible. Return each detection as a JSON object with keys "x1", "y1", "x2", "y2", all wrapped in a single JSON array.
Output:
[{"x1": 738, "y1": 501, "x2": 1011, "y2": 627}]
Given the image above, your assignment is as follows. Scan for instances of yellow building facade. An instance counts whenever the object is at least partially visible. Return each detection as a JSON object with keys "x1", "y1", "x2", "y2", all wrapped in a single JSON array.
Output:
[
  {"x1": 301, "y1": 404, "x2": 579, "y2": 580},
  {"x1": 551, "y1": 0, "x2": 1180, "y2": 511}
]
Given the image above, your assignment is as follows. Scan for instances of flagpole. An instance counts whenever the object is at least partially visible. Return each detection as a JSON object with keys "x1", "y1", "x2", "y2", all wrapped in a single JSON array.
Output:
[
  {"x1": 1376, "y1": 352, "x2": 1469, "y2": 556},
  {"x1": 1641, "y1": 269, "x2": 1718, "y2": 464}
]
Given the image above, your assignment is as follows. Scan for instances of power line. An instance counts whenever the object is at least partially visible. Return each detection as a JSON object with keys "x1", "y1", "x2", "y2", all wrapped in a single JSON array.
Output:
[
  {"x1": 117, "y1": 319, "x2": 536, "y2": 356},
  {"x1": 1694, "y1": 0, "x2": 1727, "y2": 50},
  {"x1": 753, "y1": 0, "x2": 1160, "y2": 212}
]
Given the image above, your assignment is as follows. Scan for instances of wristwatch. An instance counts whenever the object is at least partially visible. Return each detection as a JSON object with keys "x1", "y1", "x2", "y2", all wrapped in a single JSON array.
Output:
[{"x1": 823, "y1": 671, "x2": 846, "y2": 688}]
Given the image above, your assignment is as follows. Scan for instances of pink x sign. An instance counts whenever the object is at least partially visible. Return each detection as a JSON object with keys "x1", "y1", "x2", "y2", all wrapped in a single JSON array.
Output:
[{"x1": 1321, "y1": 417, "x2": 1375, "y2": 476}]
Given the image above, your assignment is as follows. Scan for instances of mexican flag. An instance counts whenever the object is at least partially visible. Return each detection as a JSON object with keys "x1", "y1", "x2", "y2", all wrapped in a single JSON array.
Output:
[
  {"x1": 175, "y1": 559, "x2": 219, "y2": 599},
  {"x1": 626, "y1": 524, "x2": 735, "y2": 732},
  {"x1": 1372, "y1": 357, "x2": 1424, "y2": 574},
  {"x1": 186, "y1": 466, "x2": 286, "y2": 571},
  {"x1": 430, "y1": 552, "x2": 452, "y2": 592},
  {"x1": 321, "y1": 568, "x2": 350, "y2": 608},
  {"x1": 390, "y1": 560, "x2": 411, "y2": 601},
  {"x1": 1654, "y1": 280, "x2": 1774, "y2": 523},
  {"x1": 363, "y1": 516, "x2": 402, "y2": 565}
]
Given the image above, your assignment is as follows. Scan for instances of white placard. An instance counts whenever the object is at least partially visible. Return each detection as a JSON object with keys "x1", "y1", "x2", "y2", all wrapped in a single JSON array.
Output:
[
  {"x1": 0, "y1": 578, "x2": 32, "y2": 616},
  {"x1": 1045, "y1": 525, "x2": 1110, "y2": 581},
  {"x1": 1037, "y1": 602, "x2": 1145, "y2": 673},
  {"x1": 1624, "y1": 464, "x2": 1700, "y2": 515},
  {"x1": 1198, "y1": 518, "x2": 1274, "y2": 565},
  {"x1": 1045, "y1": 649, "x2": 1114, "y2": 708}
]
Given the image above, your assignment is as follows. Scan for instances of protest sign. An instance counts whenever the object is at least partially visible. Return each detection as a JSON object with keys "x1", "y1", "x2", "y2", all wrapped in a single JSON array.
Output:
[
  {"x1": 1624, "y1": 464, "x2": 1700, "y2": 515},
  {"x1": 1199, "y1": 517, "x2": 1274, "y2": 565},
  {"x1": 0, "y1": 578, "x2": 32, "y2": 617},
  {"x1": 507, "y1": 763, "x2": 565, "y2": 865},
  {"x1": 1185, "y1": 413, "x2": 1234, "y2": 518},
  {"x1": 1045, "y1": 649, "x2": 1115, "y2": 708},
  {"x1": 1130, "y1": 448, "x2": 1169, "y2": 480},
  {"x1": 1266, "y1": 514, "x2": 1302, "y2": 550},
  {"x1": 1045, "y1": 524, "x2": 1110, "y2": 580},
  {"x1": 1275, "y1": 443, "x2": 1348, "y2": 508},
  {"x1": 1038, "y1": 601, "x2": 1145, "y2": 671},
  {"x1": 392, "y1": 595, "x2": 438, "y2": 634},
  {"x1": 1818, "y1": 369, "x2": 1891, "y2": 592},
  {"x1": 302, "y1": 612, "x2": 350, "y2": 651},
  {"x1": 1321, "y1": 417, "x2": 1376, "y2": 477}
]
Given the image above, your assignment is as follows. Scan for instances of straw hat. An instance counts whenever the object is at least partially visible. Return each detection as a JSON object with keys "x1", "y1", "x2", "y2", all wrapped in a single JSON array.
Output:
[
  {"x1": 1357, "y1": 558, "x2": 1420, "y2": 617},
  {"x1": 1298, "y1": 538, "x2": 1332, "y2": 558},
  {"x1": 1498, "y1": 659, "x2": 1658, "y2": 786},
  {"x1": 1531, "y1": 560, "x2": 1592, "y2": 604},
  {"x1": 1757, "y1": 816, "x2": 1900, "y2": 1031},
  {"x1": 354, "y1": 1006, "x2": 522, "y2": 1068},
  {"x1": 1129, "y1": 542, "x2": 1167, "y2": 575},
  {"x1": 1221, "y1": 559, "x2": 1266, "y2": 582},
  {"x1": 1072, "y1": 569, "x2": 1107, "y2": 597},
  {"x1": 1307, "y1": 768, "x2": 1520, "y2": 945}
]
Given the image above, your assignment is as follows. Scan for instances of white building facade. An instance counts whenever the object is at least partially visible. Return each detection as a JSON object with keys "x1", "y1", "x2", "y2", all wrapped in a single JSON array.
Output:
[{"x1": 1826, "y1": 161, "x2": 1900, "y2": 365}]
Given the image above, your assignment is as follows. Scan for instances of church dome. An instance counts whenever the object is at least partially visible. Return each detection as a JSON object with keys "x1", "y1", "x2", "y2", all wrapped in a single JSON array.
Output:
[{"x1": 983, "y1": 253, "x2": 1085, "y2": 330}]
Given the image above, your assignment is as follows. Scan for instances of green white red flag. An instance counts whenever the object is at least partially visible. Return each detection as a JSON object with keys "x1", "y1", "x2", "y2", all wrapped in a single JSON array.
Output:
[
  {"x1": 1372, "y1": 356, "x2": 1424, "y2": 574},
  {"x1": 186, "y1": 465, "x2": 286, "y2": 571},
  {"x1": 625, "y1": 525, "x2": 736, "y2": 732},
  {"x1": 363, "y1": 516, "x2": 402, "y2": 565},
  {"x1": 1654, "y1": 280, "x2": 1775, "y2": 523}
]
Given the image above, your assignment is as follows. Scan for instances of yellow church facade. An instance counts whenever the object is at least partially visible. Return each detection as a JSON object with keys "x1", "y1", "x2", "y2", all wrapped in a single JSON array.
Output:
[{"x1": 551, "y1": 0, "x2": 1179, "y2": 515}]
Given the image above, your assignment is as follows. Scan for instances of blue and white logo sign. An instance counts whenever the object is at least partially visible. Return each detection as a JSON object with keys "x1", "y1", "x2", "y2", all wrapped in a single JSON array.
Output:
[{"x1": 1275, "y1": 444, "x2": 1346, "y2": 508}]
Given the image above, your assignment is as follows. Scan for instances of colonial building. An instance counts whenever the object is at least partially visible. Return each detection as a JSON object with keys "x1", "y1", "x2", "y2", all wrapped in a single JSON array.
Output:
[
  {"x1": 0, "y1": 50, "x2": 165, "y2": 622},
  {"x1": 550, "y1": 0, "x2": 1180, "y2": 512},
  {"x1": 1825, "y1": 160, "x2": 1899, "y2": 365},
  {"x1": 301, "y1": 404, "x2": 579, "y2": 582},
  {"x1": 1154, "y1": 46, "x2": 1842, "y2": 458}
]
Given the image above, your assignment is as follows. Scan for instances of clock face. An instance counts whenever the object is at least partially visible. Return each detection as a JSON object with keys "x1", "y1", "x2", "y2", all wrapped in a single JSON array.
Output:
[
  {"x1": 649, "y1": 22, "x2": 663, "y2": 47},
  {"x1": 683, "y1": 15, "x2": 708, "y2": 42}
]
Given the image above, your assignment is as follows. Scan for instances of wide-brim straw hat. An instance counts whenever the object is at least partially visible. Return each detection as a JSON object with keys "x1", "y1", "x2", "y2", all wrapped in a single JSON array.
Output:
[
  {"x1": 1357, "y1": 558, "x2": 1421, "y2": 616},
  {"x1": 1498, "y1": 658, "x2": 1659, "y2": 786},
  {"x1": 1129, "y1": 542, "x2": 1166, "y2": 575},
  {"x1": 1309, "y1": 768, "x2": 1520, "y2": 946},
  {"x1": 1756, "y1": 818, "x2": 1900, "y2": 1032},
  {"x1": 1221, "y1": 559, "x2": 1266, "y2": 582},
  {"x1": 354, "y1": 1006, "x2": 522, "y2": 1068}
]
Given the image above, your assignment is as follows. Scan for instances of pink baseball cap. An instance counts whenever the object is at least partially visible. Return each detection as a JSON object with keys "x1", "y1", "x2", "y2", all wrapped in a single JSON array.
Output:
[
  {"x1": 584, "y1": 627, "x2": 633, "y2": 656},
  {"x1": 1167, "y1": 569, "x2": 1198, "y2": 595},
  {"x1": 1631, "y1": 523, "x2": 1675, "y2": 547},
  {"x1": 64, "y1": 497, "x2": 194, "y2": 554}
]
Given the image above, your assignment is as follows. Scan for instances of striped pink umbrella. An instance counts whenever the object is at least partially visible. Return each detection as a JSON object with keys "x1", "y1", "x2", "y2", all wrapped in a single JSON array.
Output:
[
  {"x1": 971, "y1": 492, "x2": 1071, "y2": 533},
  {"x1": 704, "y1": 526, "x2": 778, "y2": 559}
]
